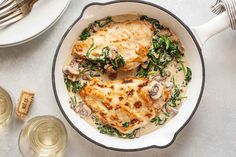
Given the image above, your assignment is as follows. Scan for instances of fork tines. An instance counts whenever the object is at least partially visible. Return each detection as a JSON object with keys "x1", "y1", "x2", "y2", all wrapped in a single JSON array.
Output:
[
  {"x1": 0, "y1": 0, "x2": 37, "y2": 28},
  {"x1": 0, "y1": 0, "x2": 15, "y2": 14}
]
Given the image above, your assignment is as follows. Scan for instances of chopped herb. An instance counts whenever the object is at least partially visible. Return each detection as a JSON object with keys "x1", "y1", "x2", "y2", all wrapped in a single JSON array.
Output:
[
  {"x1": 71, "y1": 81, "x2": 87, "y2": 93},
  {"x1": 137, "y1": 15, "x2": 185, "y2": 78},
  {"x1": 136, "y1": 66, "x2": 148, "y2": 77},
  {"x1": 122, "y1": 122, "x2": 130, "y2": 128},
  {"x1": 70, "y1": 96, "x2": 77, "y2": 108},
  {"x1": 85, "y1": 45, "x2": 125, "y2": 72},
  {"x1": 121, "y1": 129, "x2": 139, "y2": 139},
  {"x1": 147, "y1": 70, "x2": 159, "y2": 76},
  {"x1": 64, "y1": 77, "x2": 71, "y2": 91},
  {"x1": 167, "y1": 77, "x2": 186, "y2": 107},
  {"x1": 86, "y1": 42, "x2": 99, "y2": 60},
  {"x1": 64, "y1": 75, "x2": 86, "y2": 93},
  {"x1": 136, "y1": 35, "x2": 181, "y2": 77},
  {"x1": 140, "y1": 15, "x2": 163, "y2": 30},
  {"x1": 89, "y1": 71, "x2": 94, "y2": 77},
  {"x1": 80, "y1": 28, "x2": 91, "y2": 40},
  {"x1": 97, "y1": 124, "x2": 121, "y2": 136},
  {"x1": 185, "y1": 67, "x2": 192, "y2": 84},
  {"x1": 162, "y1": 108, "x2": 170, "y2": 117},
  {"x1": 90, "y1": 65, "x2": 96, "y2": 71},
  {"x1": 151, "y1": 116, "x2": 160, "y2": 124},
  {"x1": 136, "y1": 61, "x2": 153, "y2": 77},
  {"x1": 101, "y1": 46, "x2": 110, "y2": 58},
  {"x1": 97, "y1": 124, "x2": 138, "y2": 139},
  {"x1": 110, "y1": 53, "x2": 125, "y2": 70},
  {"x1": 147, "y1": 48, "x2": 158, "y2": 65},
  {"x1": 94, "y1": 117, "x2": 138, "y2": 139},
  {"x1": 180, "y1": 63, "x2": 192, "y2": 85},
  {"x1": 80, "y1": 16, "x2": 113, "y2": 40},
  {"x1": 151, "y1": 116, "x2": 167, "y2": 126},
  {"x1": 95, "y1": 16, "x2": 112, "y2": 27}
]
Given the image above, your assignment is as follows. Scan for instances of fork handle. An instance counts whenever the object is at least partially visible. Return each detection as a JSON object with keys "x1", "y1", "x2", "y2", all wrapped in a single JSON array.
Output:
[{"x1": 29, "y1": 0, "x2": 38, "y2": 8}]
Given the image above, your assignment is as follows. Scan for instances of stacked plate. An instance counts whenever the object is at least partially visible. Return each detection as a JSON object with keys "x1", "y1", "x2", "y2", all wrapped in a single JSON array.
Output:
[{"x1": 0, "y1": 0, "x2": 71, "y2": 47}]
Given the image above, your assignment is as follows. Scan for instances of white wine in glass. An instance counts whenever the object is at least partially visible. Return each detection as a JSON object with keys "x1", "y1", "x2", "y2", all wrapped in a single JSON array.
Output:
[
  {"x1": 18, "y1": 116, "x2": 68, "y2": 157},
  {"x1": 0, "y1": 86, "x2": 13, "y2": 127}
]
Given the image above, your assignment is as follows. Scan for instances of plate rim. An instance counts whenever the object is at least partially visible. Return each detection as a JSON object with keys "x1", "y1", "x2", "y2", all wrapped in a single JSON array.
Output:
[{"x1": 52, "y1": 0, "x2": 205, "y2": 152}]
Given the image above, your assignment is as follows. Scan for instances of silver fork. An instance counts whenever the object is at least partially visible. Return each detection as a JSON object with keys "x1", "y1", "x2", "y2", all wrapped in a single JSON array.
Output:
[
  {"x1": 0, "y1": 0, "x2": 14, "y2": 8},
  {"x1": 0, "y1": 0, "x2": 20, "y2": 15},
  {"x1": 0, "y1": 0, "x2": 38, "y2": 28}
]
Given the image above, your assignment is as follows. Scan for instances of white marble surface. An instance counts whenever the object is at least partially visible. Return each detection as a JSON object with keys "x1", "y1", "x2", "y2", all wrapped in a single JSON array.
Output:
[{"x1": 0, "y1": 0, "x2": 236, "y2": 156}]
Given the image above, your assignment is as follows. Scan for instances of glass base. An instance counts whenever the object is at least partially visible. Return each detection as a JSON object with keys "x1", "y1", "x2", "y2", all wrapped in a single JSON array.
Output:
[{"x1": 18, "y1": 116, "x2": 67, "y2": 157}]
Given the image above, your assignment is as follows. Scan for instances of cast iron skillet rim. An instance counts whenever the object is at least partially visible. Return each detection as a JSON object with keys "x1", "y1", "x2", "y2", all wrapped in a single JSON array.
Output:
[{"x1": 52, "y1": 0, "x2": 205, "y2": 152}]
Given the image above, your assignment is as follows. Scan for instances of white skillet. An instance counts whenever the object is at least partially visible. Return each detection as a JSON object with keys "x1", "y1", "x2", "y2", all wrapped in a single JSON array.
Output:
[{"x1": 52, "y1": 1, "x2": 230, "y2": 151}]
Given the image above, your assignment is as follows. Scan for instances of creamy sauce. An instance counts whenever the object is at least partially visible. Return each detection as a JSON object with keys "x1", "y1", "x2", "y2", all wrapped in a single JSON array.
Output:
[
  {"x1": 64, "y1": 14, "x2": 190, "y2": 138},
  {"x1": 79, "y1": 60, "x2": 187, "y2": 136}
]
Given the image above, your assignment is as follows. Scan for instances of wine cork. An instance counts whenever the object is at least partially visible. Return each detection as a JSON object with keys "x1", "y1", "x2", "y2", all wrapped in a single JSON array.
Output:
[{"x1": 16, "y1": 90, "x2": 34, "y2": 119}]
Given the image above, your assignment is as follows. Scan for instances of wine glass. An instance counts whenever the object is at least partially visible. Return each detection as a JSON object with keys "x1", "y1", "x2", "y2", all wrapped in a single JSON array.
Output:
[
  {"x1": 18, "y1": 115, "x2": 68, "y2": 157},
  {"x1": 0, "y1": 86, "x2": 13, "y2": 127}
]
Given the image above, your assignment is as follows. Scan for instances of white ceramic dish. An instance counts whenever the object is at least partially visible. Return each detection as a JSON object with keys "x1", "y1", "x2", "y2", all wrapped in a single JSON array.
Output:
[
  {"x1": 52, "y1": 1, "x2": 230, "y2": 151},
  {"x1": 0, "y1": 0, "x2": 71, "y2": 47}
]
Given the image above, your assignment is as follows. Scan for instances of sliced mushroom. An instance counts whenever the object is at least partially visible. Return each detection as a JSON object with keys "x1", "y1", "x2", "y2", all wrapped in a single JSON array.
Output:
[
  {"x1": 77, "y1": 101, "x2": 84, "y2": 108},
  {"x1": 76, "y1": 107, "x2": 89, "y2": 117},
  {"x1": 92, "y1": 72, "x2": 101, "y2": 77},
  {"x1": 70, "y1": 60, "x2": 80, "y2": 70},
  {"x1": 90, "y1": 23, "x2": 100, "y2": 32},
  {"x1": 153, "y1": 99, "x2": 165, "y2": 109},
  {"x1": 166, "y1": 105, "x2": 178, "y2": 116},
  {"x1": 108, "y1": 49, "x2": 118, "y2": 60},
  {"x1": 153, "y1": 75, "x2": 167, "y2": 82},
  {"x1": 169, "y1": 35, "x2": 179, "y2": 43},
  {"x1": 63, "y1": 65, "x2": 80, "y2": 76},
  {"x1": 104, "y1": 64, "x2": 110, "y2": 70},
  {"x1": 163, "y1": 70, "x2": 171, "y2": 77},
  {"x1": 148, "y1": 81, "x2": 163, "y2": 100},
  {"x1": 141, "y1": 62, "x2": 149, "y2": 69},
  {"x1": 67, "y1": 75, "x2": 78, "y2": 82},
  {"x1": 106, "y1": 65, "x2": 117, "y2": 79},
  {"x1": 158, "y1": 28, "x2": 172, "y2": 36},
  {"x1": 75, "y1": 101, "x2": 92, "y2": 117},
  {"x1": 82, "y1": 71, "x2": 92, "y2": 80},
  {"x1": 135, "y1": 129, "x2": 142, "y2": 138},
  {"x1": 153, "y1": 53, "x2": 159, "y2": 59},
  {"x1": 165, "y1": 83, "x2": 173, "y2": 90},
  {"x1": 107, "y1": 65, "x2": 115, "y2": 73}
]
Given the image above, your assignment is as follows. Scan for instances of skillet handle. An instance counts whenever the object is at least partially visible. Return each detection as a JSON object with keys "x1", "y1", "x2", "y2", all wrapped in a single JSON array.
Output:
[{"x1": 192, "y1": 12, "x2": 230, "y2": 46}]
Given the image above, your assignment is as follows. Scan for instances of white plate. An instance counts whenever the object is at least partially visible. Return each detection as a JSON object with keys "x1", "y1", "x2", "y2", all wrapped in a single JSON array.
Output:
[{"x1": 0, "y1": 0, "x2": 71, "y2": 47}]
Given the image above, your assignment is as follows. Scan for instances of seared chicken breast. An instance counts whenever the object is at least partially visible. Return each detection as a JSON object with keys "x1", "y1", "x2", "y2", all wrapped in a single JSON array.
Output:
[
  {"x1": 79, "y1": 78, "x2": 156, "y2": 134},
  {"x1": 72, "y1": 20, "x2": 154, "y2": 71}
]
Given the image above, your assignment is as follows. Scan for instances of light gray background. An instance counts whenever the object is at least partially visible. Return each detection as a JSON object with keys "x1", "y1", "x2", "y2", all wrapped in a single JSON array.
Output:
[{"x1": 0, "y1": 0, "x2": 236, "y2": 156}]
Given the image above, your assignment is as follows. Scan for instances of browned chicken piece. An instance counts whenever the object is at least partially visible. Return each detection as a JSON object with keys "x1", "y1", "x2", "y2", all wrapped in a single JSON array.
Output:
[
  {"x1": 72, "y1": 20, "x2": 154, "y2": 71},
  {"x1": 79, "y1": 78, "x2": 170, "y2": 134}
]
